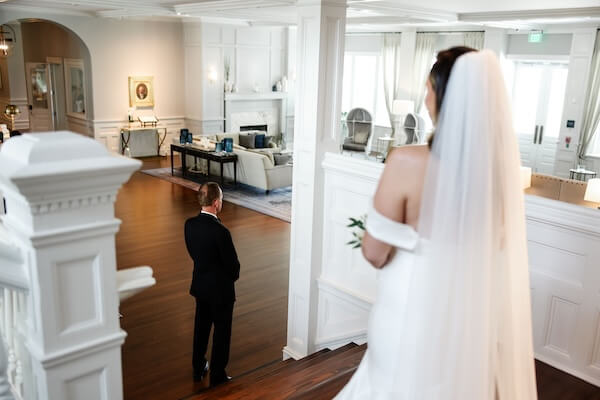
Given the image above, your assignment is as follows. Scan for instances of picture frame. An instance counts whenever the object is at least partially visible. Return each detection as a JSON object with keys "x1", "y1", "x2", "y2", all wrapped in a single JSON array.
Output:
[
  {"x1": 129, "y1": 76, "x2": 154, "y2": 108},
  {"x1": 64, "y1": 58, "x2": 86, "y2": 118}
]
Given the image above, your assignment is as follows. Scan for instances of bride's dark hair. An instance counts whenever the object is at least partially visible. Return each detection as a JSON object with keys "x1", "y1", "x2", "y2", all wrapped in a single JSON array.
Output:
[{"x1": 428, "y1": 46, "x2": 477, "y2": 148}]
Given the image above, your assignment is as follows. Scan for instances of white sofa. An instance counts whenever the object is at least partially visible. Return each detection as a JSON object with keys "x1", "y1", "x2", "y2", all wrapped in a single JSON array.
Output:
[{"x1": 175, "y1": 132, "x2": 293, "y2": 193}]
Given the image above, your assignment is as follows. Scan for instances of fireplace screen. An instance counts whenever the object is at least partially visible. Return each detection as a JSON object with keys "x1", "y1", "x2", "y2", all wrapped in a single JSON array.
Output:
[{"x1": 240, "y1": 124, "x2": 268, "y2": 133}]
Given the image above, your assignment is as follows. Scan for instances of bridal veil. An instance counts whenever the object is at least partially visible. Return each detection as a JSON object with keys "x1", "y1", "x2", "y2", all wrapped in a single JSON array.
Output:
[{"x1": 394, "y1": 50, "x2": 538, "y2": 399}]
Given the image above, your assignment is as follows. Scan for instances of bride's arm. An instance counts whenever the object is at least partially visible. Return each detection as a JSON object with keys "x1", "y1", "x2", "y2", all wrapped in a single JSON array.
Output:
[{"x1": 362, "y1": 147, "x2": 419, "y2": 268}]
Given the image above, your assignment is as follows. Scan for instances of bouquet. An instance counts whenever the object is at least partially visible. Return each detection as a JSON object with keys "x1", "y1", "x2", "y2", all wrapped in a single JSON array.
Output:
[{"x1": 346, "y1": 215, "x2": 366, "y2": 248}]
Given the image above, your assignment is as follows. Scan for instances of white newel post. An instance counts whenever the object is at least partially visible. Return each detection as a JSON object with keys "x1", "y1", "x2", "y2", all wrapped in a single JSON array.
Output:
[
  {"x1": 0, "y1": 132, "x2": 141, "y2": 400},
  {"x1": 285, "y1": 0, "x2": 347, "y2": 359}
]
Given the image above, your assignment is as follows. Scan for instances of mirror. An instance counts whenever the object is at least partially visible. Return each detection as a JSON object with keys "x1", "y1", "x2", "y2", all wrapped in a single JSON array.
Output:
[{"x1": 30, "y1": 65, "x2": 48, "y2": 109}]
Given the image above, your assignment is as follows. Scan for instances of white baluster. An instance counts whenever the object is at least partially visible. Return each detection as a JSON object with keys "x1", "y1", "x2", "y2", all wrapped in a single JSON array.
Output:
[{"x1": 0, "y1": 337, "x2": 15, "y2": 400}]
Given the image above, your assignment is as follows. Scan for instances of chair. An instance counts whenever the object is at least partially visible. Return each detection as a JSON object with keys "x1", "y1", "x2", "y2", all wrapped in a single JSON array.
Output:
[
  {"x1": 402, "y1": 113, "x2": 426, "y2": 144},
  {"x1": 342, "y1": 108, "x2": 373, "y2": 153}
]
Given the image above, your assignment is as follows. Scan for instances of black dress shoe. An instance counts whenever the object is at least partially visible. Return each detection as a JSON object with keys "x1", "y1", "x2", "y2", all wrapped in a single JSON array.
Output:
[
  {"x1": 193, "y1": 360, "x2": 209, "y2": 382},
  {"x1": 210, "y1": 374, "x2": 232, "y2": 387}
]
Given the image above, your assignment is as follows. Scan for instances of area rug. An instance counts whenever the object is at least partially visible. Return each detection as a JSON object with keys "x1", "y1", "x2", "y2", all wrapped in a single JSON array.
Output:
[{"x1": 141, "y1": 167, "x2": 292, "y2": 222}]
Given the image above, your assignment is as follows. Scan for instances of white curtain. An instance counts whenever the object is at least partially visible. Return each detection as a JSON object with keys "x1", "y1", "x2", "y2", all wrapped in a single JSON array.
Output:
[
  {"x1": 382, "y1": 33, "x2": 402, "y2": 134},
  {"x1": 411, "y1": 33, "x2": 437, "y2": 114},
  {"x1": 579, "y1": 30, "x2": 600, "y2": 159},
  {"x1": 463, "y1": 32, "x2": 485, "y2": 50}
]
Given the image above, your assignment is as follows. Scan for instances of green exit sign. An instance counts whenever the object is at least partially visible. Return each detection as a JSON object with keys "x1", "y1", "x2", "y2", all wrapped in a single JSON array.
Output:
[{"x1": 528, "y1": 31, "x2": 544, "y2": 43}]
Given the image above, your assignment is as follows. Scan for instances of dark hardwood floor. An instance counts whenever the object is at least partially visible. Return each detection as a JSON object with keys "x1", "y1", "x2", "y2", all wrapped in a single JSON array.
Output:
[
  {"x1": 116, "y1": 156, "x2": 290, "y2": 400},
  {"x1": 116, "y1": 156, "x2": 600, "y2": 400}
]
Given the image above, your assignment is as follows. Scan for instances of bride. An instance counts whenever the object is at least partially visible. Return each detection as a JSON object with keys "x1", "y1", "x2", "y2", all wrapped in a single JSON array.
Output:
[{"x1": 335, "y1": 48, "x2": 538, "y2": 399}]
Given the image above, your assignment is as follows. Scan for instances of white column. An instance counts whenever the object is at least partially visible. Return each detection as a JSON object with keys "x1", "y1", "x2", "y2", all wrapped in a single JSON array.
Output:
[
  {"x1": 3, "y1": 23, "x2": 28, "y2": 131},
  {"x1": 285, "y1": 0, "x2": 347, "y2": 359},
  {"x1": 0, "y1": 132, "x2": 140, "y2": 400},
  {"x1": 554, "y1": 28, "x2": 597, "y2": 177}
]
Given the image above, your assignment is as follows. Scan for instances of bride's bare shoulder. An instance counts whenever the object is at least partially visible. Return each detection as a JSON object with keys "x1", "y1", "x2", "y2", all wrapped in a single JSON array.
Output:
[{"x1": 385, "y1": 144, "x2": 429, "y2": 167}]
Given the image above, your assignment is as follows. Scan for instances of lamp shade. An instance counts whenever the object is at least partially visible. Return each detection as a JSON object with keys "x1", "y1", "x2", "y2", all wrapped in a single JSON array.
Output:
[
  {"x1": 392, "y1": 99, "x2": 414, "y2": 115},
  {"x1": 520, "y1": 166, "x2": 532, "y2": 189},
  {"x1": 584, "y1": 178, "x2": 600, "y2": 203},
  {"x1": 4, "y1": 104, "x2": 20, "y2": 117}
]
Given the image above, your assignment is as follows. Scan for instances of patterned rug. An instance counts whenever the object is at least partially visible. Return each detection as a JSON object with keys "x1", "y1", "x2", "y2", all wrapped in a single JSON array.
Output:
[{"x1": 141, "y1": 167, "x2": 292, "y2": 223}]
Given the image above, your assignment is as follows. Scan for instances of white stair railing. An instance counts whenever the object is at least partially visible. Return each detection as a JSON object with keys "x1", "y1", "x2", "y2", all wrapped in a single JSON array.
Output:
[{"x1": 0, "y1": 131, "x2": 141, "y2": 400}]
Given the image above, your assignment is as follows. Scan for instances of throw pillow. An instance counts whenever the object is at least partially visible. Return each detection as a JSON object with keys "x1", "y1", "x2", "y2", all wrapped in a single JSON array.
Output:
[
  {"x1": 264, "y1": 135, "x2": 273, "y2": 148},
  {"x1": 274, "y1": 153, "x2": 292, "y2": 166},
  {"x1": 239, "y1": 133, "x2": 256, "y2": 148},
  {"x1": 255, "y1": 133, "x2": 266, "y2": 149},
  {"x1": 216, "y1": 133, "x2": 240, "y2": 145},
  {"x1": 353, "y1": 125, "x2": 370, "y2": 144}
]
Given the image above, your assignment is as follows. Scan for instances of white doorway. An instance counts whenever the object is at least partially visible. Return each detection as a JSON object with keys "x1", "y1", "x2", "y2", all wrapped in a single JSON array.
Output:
[
  {"x1": 26, "y1": 62, "x2": 53, "y2": 132},
  {"x1": 509, "y1": 60, "x2": 569, "y2": 174},
  {"x1": 48, "y1": 60, "x2": 67, "y2": 131}
]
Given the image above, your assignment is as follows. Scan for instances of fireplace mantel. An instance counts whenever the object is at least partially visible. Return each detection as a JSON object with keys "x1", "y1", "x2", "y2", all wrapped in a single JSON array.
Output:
[
  {"x1": 223, "y1": 92, "x2": 288, "y2": 136},
  {"x1": 225, "y1": 92, "x2": 287, "y2": 102}
]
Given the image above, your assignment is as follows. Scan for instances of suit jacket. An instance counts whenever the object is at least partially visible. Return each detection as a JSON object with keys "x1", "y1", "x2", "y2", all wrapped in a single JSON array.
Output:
[{"x1": 185, "y1": 212, "x2": 240, "y2": 303}]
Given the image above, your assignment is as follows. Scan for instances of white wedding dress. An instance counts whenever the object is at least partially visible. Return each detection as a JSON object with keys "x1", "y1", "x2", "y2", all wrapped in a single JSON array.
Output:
[{"x1": 335, "y1": 51, "x2": 538, "y2": 400}]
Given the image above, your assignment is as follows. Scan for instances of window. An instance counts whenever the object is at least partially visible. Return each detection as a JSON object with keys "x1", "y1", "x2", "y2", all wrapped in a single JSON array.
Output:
[{"x1": 341, "y1": 52, "x2": 389, "y2": 128}]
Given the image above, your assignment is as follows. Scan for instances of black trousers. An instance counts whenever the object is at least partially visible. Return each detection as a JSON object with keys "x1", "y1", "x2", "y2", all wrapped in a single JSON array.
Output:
[{"x1": 193, "y1": 297, "x2": 234, "y2": 380}]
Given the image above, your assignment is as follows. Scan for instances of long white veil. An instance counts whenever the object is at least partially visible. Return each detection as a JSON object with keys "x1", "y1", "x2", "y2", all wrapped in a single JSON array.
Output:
[{"x1": 396, "y1": 50, "x2": 538, "y2": 399}]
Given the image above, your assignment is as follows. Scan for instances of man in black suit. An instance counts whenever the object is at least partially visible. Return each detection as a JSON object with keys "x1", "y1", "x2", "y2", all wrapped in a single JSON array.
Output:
[{"x1": 184, "y1": 182, "x2": 240, "y2": 386}]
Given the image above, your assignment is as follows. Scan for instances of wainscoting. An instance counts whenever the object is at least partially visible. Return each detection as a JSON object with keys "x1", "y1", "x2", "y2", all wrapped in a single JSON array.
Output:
[
  {"x1": 93, "y1": 116, "x2": 185, "y2": 155},
  {"x1": 315, "y1": 152, "x2": 600, "y2": 386}
]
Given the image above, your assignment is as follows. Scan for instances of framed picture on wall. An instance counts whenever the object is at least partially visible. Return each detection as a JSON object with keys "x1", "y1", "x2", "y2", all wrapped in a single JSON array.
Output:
[
  {"x1": 64, "y1": 58, "x2": 86, "y2": 118},
  {"x1": 129, "y1": 76, "x2": 154, "y2": 108}
]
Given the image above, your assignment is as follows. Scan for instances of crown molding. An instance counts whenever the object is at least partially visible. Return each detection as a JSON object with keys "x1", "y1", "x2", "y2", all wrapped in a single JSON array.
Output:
[{"x1": 459, "y1": 7, "x2": 600, "y2": 22}]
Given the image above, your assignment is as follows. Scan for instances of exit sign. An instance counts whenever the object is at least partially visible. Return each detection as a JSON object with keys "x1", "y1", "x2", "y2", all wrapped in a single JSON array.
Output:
[{"x1": 528, "y1": 31, "x2": 544, "y2": 43}]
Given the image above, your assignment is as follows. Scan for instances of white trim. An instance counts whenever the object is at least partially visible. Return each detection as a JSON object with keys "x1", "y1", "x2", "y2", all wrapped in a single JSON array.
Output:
[
  {"x1": 27, "y1": 331, "x2": 127, "y2": 369},
  {"x1": 525, "y1": 194, "x2": 600, "y2": 237},
  {"x1": 282, "y1": 345, "x2": 305, "y2": 361},
  {"x1": 535, "y1": 353, "x2": 600, "y2": 388}
]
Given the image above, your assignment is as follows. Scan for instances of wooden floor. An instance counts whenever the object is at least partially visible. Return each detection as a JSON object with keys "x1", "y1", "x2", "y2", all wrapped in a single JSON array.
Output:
[
  {"x1": 116, "y1": 156, "x2": 290, "y2": 400},
  {"x1": 117, "y1": 156, "x2": 600, "y2": 400}
]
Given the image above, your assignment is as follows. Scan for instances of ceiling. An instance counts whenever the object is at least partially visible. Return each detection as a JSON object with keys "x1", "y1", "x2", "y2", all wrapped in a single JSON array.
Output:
[{"x1": 0, "y1": 0, "x2": 599, "y2": 30}]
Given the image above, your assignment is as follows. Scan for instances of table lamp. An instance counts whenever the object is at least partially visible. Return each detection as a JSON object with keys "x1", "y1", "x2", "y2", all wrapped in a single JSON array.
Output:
[
  {"x1": 4, "y1": 104, "x2": 20, "y2": 132},
  {"x1": 520, "y1": 166, "x2": 532, "y2": 190},
  {"x1": 584, "y1": 178, "x2": 600, "y2": 209}
]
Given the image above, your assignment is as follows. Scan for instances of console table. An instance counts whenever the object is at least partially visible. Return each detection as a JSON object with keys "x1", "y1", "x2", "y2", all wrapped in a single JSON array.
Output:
[
  {"x1": 170, "y1": 144, "x2": 238, "y2": 186},
  {"x1": 120, "y1": 126, "x2": 167, "y2": 157}
]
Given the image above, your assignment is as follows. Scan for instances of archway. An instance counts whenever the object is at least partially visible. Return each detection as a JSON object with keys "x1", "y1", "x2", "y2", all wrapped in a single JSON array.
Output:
[{"x1": 0, "y1": 18, "x2": 93, "y2": 135}]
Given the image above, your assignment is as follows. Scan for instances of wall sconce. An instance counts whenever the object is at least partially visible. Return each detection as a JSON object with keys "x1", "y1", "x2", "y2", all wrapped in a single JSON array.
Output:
[
  {"x1": 208, "y1": 68, "x2": 218, "y2": 84},
  {"x1": 4, "y1": 104, "x2": 20, "y2": 132},
  {"x1": 520, "y1": 166, "x2": 532, "y2": 189},
  {"x1": 584, "y1": 178, "x2": 600, "y2": 209},
  {"x1": 0, "y1": 24, "x2": 16, "y2": 56}
]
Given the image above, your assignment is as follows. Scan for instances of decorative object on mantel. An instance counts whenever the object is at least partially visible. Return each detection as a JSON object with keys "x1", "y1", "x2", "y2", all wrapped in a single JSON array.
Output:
[
  {"x1": 4, "y1": 104, "x2": 20, "y2": 133},
  {"x1": 224, "y1": 56, "x2": 230, "y2": 92},
  {"x1": 585, "y1": 178, "x2": 600, "y2": 209},
  {"x1": 281, "y1": 76, "x2": 288, "y2": 92},
  {"x1": 129, "y1": 76, "x2": 154, "y2": 107}
]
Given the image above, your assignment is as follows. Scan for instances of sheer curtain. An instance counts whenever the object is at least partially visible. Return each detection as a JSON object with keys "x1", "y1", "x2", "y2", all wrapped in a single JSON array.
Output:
[
  {"x1": 578, "y1": 30, "x2": 600, "y2": 159},
  {"x1": 382, "y1": 33, "x2": 402, "y2": 134},
  {"x1": 411, "y1": 33, "x2": 437, "y2": 114},
  {"x1": 463, "y1": 32, "x2": 485, "y2": 50}
]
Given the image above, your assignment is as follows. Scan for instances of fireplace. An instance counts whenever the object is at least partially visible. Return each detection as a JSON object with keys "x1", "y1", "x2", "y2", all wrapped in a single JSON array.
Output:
[{"x1": 240, "y1": 124, "x2": 268, "y2": 133}]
